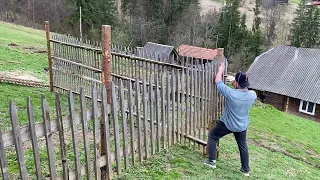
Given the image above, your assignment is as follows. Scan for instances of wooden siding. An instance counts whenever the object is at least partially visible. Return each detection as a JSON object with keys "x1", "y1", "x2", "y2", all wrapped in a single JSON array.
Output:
[
  {"x1": 254, "y1": 90, "x2": 320, "y2": 122},
  {"x1": 260, "y1": 91, "x2": 286, "y2": 111},
  {"x1": 287, "y1": 98, "x2": 320, "y2": 122}
]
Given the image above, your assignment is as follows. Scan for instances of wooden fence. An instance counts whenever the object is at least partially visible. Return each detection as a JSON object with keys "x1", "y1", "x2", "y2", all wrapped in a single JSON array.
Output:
[
  {"x1": 0, "y1": 73, "x2": 223, "y2": 179},
  {"x1": 0, "y1": 22, "x2": 225, "y2": 179}
]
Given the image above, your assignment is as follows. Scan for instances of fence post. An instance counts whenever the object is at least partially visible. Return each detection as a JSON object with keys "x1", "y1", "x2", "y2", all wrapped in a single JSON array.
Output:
[
  {"x1": 45, "y1": 21, "x2": 53, "y2": 92},
  {"x1": 101, "y1": 25, "x2": 112, "y2": 179}
]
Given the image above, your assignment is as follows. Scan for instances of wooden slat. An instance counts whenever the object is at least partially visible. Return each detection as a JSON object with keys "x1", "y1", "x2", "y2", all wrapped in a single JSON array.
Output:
[
  {"x1": 166, "y1": 72, "x2": 171, "y2": 147},
  {"x1": 101, "y1": 86, "x2": 113, "y2": 179},
  {"x1": 128, "y1": 82, "x2": 136, "y2": 166},
  {"x1": 185, "y1": 68, "x2": 189, "y2": 143},
  {"x1": 201, "y1": 65, "x2": 206, "y2": 153},
  {"x1": 111, "y1": 83, "x2": 122, "y2": 176},
  {"x1": 0, "y1": 128, "x2": 10, "y2": 180},
  {"x1": 142, "y1": 79, "x2": 149, "y2": 159},
  {"x1": 68, "y1": 91, "x2": 81, "y2": 179},
  {"x1": 135, "y1": 78, "x2": 143, "y2": 162},
  {"x1": 79, "y1": 89, "x2": 92, "y2": 180},
  {"x1": 177, "y1": 70, "x2": 181, "y2": 143},
  {"x1": 149, "y1": 76, "x2": 155, "y2": 155},
  {"x1": 41, "y1": 96, "x2": 57, "y2": 180},
  {"x1": 92, "y1": 86, "x2": 101, "y2": 180},
  {"x1": 197, "y1": 66, "x2": 201, "y2": 149},
  {"x1": 171, "y1": 70, "x2": 176, "y2": 144},
  {"x1": 194, "y1": 69, "x2": 198, "y2": 149},
  {"x1": 27, "y1": 97, "x2": 43, "y2": 179},
  {"x1": 204, "y1": 65, "x2": 208, "y2": 132},
  {"x1": 155, "y1": 75, "x2": 161, "y2": 152},
  {"x1": 189, "y1": 68, "x2": 194, "y2": 147},
  {"x1": 10, "y1": 101, "x2": 28, "y2": 180},
  {"x1": 161, "y1": 75, "x2": 166, "y2": 149},
  {"x1": 119, "y1": 80, "x2": 129, "y2": 169}
]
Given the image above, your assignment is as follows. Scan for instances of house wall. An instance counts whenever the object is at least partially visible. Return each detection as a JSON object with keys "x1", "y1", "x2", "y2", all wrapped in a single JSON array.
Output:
[
  {"x1": 287, "y1": 98, "x2": 320, "y2": 122},
  {"x1": 254, "y1": 90, "x2": 320, "y2": 122},
  {"x1": 256, "y1": 91, "x2": 286, "y2": 111}
]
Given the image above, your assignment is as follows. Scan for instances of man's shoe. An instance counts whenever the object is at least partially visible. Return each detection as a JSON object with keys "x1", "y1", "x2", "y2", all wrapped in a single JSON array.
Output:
[
  {"x1": 240, "y1": 168, "x2": 250, "y2": 177},
  {"x1": 204, "y1": 159, "x2": 216, "y2": 168}
]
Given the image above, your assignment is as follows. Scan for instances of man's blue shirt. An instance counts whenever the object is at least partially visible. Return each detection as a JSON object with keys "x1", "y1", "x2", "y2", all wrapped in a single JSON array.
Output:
[{"x1": 216, "y1": 81, "x2": 257, "y2": 132}]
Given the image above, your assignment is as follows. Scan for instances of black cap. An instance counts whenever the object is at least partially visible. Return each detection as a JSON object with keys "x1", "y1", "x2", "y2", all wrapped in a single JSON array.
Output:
[{"x1": 235, "y1": 72, "x2": 250, "y2": 88}]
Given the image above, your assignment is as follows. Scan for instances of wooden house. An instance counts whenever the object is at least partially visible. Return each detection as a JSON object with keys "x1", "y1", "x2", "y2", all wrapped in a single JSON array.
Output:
[{"x1": 246, "y1": 46, "x2": 320, "y2": 121}]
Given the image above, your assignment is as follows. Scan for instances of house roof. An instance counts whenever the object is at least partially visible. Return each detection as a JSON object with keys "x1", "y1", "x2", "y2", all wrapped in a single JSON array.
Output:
[
  {"x1": 246, "y1": 46, "x2": 320, "y2": 104},
  {"x1": 177, "y1": 45, "x2": 218, "y2": 60},
  {"x1": 139, "y1": 42, "x2": 177, "y2": 57}
]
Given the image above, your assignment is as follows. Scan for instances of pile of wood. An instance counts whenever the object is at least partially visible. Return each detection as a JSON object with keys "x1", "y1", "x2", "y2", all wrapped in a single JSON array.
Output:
[{"x1": 0, "y1": 76, "x2": 48, "y2": 88}]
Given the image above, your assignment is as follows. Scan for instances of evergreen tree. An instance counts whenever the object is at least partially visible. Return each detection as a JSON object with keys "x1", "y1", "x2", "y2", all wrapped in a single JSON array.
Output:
[
  {"x1": 215, "y1": 0, "x2": 242, "y2": 56},
  {"x1": 253, "y1": 0, "x2": 262, "y2": 32},
  {"x1": 289, "y1": 0, "x2": 308, "y2": 47},
  {"x1": 67, "y1": 0, "x2": 117, "y2": 39}
]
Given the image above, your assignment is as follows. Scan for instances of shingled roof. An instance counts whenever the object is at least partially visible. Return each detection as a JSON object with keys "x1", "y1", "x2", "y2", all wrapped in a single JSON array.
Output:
[
  {"x1": 140, "y1": 42, "x2": 177, "y2": 57},
  {"x1": 246, "y1": 46, "x2": 320, "y2": 104}
]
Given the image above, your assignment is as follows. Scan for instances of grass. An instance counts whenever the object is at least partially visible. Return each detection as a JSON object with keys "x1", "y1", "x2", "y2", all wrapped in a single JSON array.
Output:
[
  {"x1": 1, "y1": 21, "x2": 320, "y2": 179},
  {"x1": 291, "y1": 0, "x2": 301, "y2": 4},
  {"x1": 0, "y1": 21, "x2": 48, "y2": 81},
  {"x1": 116, "y1": 104, "x2": 320, "y2": 179},
  {"x1": 0, "y1": 22, "x2": 53, "y2": 129}
]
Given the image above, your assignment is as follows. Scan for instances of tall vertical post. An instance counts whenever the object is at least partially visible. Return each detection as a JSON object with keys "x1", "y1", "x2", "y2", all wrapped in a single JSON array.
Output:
[
  {"x1": 45, "y1": 21, "x2": 53, "y2": 92},
  {"x1": 101, "y1": 25, "x2": 112, "y2": 179},
  {"x1": 79, "y1": 6, "x2": 83, "y2": 42}
]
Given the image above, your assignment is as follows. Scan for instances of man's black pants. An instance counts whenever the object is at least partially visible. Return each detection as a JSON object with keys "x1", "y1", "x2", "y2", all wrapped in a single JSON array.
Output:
[{"x1": 208, "y1": 121, "x2": 250, "y2": 172}]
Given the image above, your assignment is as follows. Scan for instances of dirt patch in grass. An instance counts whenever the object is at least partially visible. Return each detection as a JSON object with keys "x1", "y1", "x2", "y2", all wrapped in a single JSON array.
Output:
[
  {"x1": 23, "y1": 46, "x2": 47, "y2": 54},
  {"x1": 8, "y1": 43, "x2": 19, "y2": 46},
  {"x1": 0, "y1": 71, "x2": 43, "y2": 82}
]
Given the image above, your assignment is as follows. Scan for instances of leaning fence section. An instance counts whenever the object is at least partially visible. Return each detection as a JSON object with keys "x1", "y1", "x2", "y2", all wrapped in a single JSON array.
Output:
[{"x1": 0, "y1": 69, "x2": 223, "y2": 179}]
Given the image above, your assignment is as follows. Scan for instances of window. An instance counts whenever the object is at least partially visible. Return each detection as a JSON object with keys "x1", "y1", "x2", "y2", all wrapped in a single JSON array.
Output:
[{"x1": 299, "y1": 100, "x2": 316, "y2": 115}]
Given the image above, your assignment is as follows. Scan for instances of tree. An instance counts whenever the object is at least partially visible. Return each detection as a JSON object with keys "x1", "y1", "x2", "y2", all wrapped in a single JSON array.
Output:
[
  {"x1": 289, "y1": 0, "x2": 308, "y2": 47},
  {"x1": 215, "y1": 0, "x2": 242, "y2": 56}
]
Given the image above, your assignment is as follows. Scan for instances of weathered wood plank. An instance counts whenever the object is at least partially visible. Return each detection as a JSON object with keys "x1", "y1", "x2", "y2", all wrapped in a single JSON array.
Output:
[
  {"x1": 111, "y1": 83, "x2": 122, "y2": 176},
  {"x1": 92, "y1": 86, "x2": 101, "y2": 180},
  {"x1": 27, "y1": 97, "x2": 43, "y2": 179},
  {"x1": 79, "y1": 88, "x2": 92, "y2": 180},
  {"x1": 135, "y1": 78, "x2": 143, "y2": 162},
  {"x1": 128, "y1": 82, "x2": 136, "y2": 166},
  {"x1": 68, "y1": 91, "x2": 81, "y2": 179},
  {"x1": 166, "y1": 72, "x2": 171, "y2": 147},
  {"x1": 171, "y1": 70, "x2": 176, "y2": 144},
  {"x1": 41, "y1": 96, "x2": 57, "y2": 180},
  {"x1": 189, "y1": 68, "x2": 194, "y2": 147},
  {"x1": 155, "y1": 75, "x2": 161, "y2": 152},
  {"x1": 194, "y1": 69, "x2": 198, "y2": 149},
  {"x1": 142, "y1": 79, "x2": 149, "y2": 159},
  {"x1": 119, "y1": 80, "x2": 129, "y2": 169},
  {"x1": 10, "y1": 101, "x2": 28, "y2": 180},
  {"x1": 161, "y1": 75, "x2": 166, "y2": 149},
  {"x1": 177, "y1": 70, "x2": 181, "y2": 143},
  {"x1": 101, "y1": 86, "x2": 113, "y2": 179},
  {"x1": 0, "y1": 128, "x2": 10, "y2": 180},
  {"x1": 149, "y1": 76, "x2": 155, "y2": 155},
  {"x1": 185, "y1": 68, "x2": 189, "y2": 144}
]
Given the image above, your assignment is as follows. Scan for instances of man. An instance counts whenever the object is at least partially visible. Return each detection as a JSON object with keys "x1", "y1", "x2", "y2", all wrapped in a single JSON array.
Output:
[{"x1": 204, "y1": 63, "x2": 257, "y2": 177}]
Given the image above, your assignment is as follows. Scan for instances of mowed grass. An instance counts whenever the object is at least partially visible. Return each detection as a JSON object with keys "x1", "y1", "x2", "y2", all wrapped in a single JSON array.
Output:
[
  {"x1": 0, "y1": 21, "x2": 48, "y2": 81},
  {"x1": 116, "y1": 104, "x2": 320, "y2": 179}
]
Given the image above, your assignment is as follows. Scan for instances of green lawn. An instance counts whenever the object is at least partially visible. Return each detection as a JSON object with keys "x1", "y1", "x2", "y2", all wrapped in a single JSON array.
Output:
[
  {"x1": 0, "y1": 21, "x2": 48, "y2": 81},
  {"x1": 116, "y1": 104, "x2": 320, "y2": 179}
]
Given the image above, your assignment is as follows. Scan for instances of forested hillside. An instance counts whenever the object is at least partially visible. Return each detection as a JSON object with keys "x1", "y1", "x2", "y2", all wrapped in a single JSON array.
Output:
[{"x1": 1, "y1": 0, "x2": 318, "y2": 71}]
